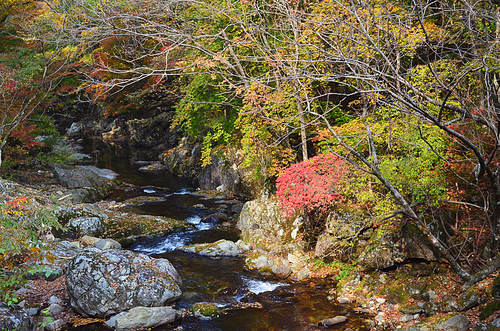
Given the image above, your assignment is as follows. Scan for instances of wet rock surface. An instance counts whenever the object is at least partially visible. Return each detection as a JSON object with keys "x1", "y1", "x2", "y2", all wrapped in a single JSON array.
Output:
[
  {"x1": 319, "y1": 315, "x2": 348, "y2": 327},
  {"x1": 179, "y1": 239, "x2": 243, "y2": 257}
]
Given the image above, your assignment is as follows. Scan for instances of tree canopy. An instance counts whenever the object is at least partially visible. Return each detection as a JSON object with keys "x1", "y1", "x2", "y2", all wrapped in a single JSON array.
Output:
[{"x1": 2, "y1": 0, "x2": 500, "y2": 287}]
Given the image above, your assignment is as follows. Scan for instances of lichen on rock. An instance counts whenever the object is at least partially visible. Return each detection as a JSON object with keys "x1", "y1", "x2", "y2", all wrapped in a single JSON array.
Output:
[{"x1": 65, "y1": 248, "x2": 182, "y2": 317}]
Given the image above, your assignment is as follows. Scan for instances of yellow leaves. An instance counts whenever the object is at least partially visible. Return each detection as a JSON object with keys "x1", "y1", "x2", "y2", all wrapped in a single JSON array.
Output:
[
  {"x1": 0, "y1": 0, "x2": 18, "y2": 14},
  {"x1": 80, "y1": 27, "x2": 101, "y2": 39},
  {"x1": 213, "y1": 51, "x2": 227, "y2": 64},
  {"x1": 191, "y1": 58, "x2": 219, "y2": 70}
]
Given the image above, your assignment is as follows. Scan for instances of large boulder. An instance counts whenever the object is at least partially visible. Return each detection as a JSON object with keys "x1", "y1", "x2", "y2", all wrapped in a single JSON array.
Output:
[
  {"x1": 357, "y1": 224, "x2": 436, "y2": 270},
  {"x1": 357, "y1": 242, "x2": 406, "y2": 270},
  {"x1": 52, "y1": 165, "x2": 119, "y2": 203},
  {"x1": 128, "y1": 112, "x2": 178, "y2": 149},
  {"x1": 0, "y1": 304, "x2": 34, "y2": 331},
  {"x1": 162, "y1": 144, "x2": 260, "y2": 198},
  {"x1": 101, "y1": 113, "x2": 179, "y2": 149},
  {"x1": 436, "y1": 315, "x2": 470, "y2": 331},
  {"x1": 163, "y1": 140, "x2": 200, "y2": 178},
  {"x1": 66, "y1": 121, "x2": 97, "y2": 138},
  {"x1": 66, "y1": 248, "x2": 182, "y2": 317},
  {"x1": 199, "y1": 155, "x2": 255, "y2": 198},
  {"x1": 236, "y1": 198, "x2": 306, "y2": 256},
  {"x1": 55, "y1": 204, "x2": 109, "y2": 223},
  {"x1": 314, "y1": 210, "x2": 368, "y2": 259}
]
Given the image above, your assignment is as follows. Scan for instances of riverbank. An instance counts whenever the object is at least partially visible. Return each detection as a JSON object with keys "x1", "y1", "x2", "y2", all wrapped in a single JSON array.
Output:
[{"x1": 2, "y1": 168, "x2": 500, "y2": 331}]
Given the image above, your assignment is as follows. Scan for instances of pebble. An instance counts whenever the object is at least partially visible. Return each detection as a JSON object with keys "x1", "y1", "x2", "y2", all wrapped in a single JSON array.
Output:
[
  {"x1": 353, "y1": 308, "x2": 371, "y2": 314},
  {"x1": 337, "y1": 297, "x2": 350, "y2": 304},
  {"x1": 375, "y1": 312, "x2": 385, "y2": 323},
  {"x1": 15, "y1": 288, "x2": 28, "y2": 295},
  {"x1": 376, "y1": 298, "x2": 386, "y2": 304},
  {"x1": 47, "y1": 303, "x2": 64, "y2": 316},
  {"x1": 379, "y1": 274, "x2": 387, "y2": 283},
  {"x1": 27, "y1": 307, "x2": 40, "y2": 316},
  {"x1": 44, "y1": 319, "x2": 65, "y2": 331},
  {"x1": 105, "y1": 312, "x2": 127, "y2": 328},
  {"x1": 70, "y1": 241, "x2": 83, "y2": 249},
  {"x1": 319, "y1": 316, "x2": 348, "y2": 327},
  {"x1": 48, "y1": 296, "x2": 62, "y2": 305},
  {"x1": 399, "y1": 314, "x2": 414, "y2": 322}
]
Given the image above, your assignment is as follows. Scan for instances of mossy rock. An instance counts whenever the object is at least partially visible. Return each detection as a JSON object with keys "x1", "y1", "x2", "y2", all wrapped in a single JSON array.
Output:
[
  {"x1": 480, "y1": 300, "x2": 500, "y2": 320},
  {"x1": 474, "y1": 322, "x2": 500, "y2": 331},
  {"x1": 103, "y1": 215, "x2": 193, "y2": 242},
  {"x1": 492, "y1": 275, "x2": 500, "y2": 299},
  {"x1": 190, "y1": 303, "x2": 220, "y2": 318},
  {"x1": 386, "y1": 283, "x2": 410, "y2": 304},
  {"x1": 121, "y1": 196, "x2": 165, "y2": 206},
  {"x1": 457, "y1": 288, "x2": 486, "y2": 312},
  {"x1": 399, "y1": 303, "x2": 424, "y2": 314}
]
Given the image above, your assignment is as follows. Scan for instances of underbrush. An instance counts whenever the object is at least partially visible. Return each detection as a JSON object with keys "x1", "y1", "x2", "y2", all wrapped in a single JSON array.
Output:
[{"x1": 0, "y1": 195, "x2": 63, "y2": 304}]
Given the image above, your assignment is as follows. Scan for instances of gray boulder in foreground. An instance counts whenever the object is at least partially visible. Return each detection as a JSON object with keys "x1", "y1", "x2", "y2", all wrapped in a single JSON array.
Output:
[
  {"x1": 114, "y1": 306, "x2": 181, "y2": 330},
  {"x1": 66, "y1": 248, "x2": 182, "y2": 317}
]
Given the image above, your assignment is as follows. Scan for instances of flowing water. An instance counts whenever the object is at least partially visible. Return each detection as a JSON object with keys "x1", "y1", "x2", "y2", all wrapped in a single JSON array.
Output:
[{"x1": 76, "y1": 143, "x2": 369, "y2": 331}]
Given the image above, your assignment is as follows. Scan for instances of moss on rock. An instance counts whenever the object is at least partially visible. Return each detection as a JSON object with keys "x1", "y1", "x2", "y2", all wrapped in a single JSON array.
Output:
[
  {"x1": 103, "y1": 215, "x2": 193, "y2": 245},
  {"x1": 480, "y1": 300, "x2": 500, "y2": 320},
  {"x1": 190, "y1": 303, "x2": 220, "y2": 318}
]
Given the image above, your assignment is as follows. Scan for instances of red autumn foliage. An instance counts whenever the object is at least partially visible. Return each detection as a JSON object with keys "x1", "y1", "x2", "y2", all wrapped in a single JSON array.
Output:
[
  {"x1": 276, "y1": 153, "x2": 346, "y2": 218},
  {"x1": 4, "y1": 122, "x2": 43, "y2": 159}
]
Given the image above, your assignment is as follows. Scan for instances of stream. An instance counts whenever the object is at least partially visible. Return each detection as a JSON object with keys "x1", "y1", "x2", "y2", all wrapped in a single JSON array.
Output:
[{"x1": 75, "y1": 143, "x2": 369, "y2": 331}]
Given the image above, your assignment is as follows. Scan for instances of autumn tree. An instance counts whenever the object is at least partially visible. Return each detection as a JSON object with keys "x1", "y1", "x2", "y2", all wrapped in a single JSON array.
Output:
[
  {"x1": 0, "y1": 0, "x2": 71, "y2": 169},
  {"x1": 53, "y1": 0, "x2": 328, "y2": 167},
  {"x1": 52, "y1": 0, "x2": 500, "y2": 286},
  {"x1": 291, "y1": 0, "x2": 500, "y2": 287}
]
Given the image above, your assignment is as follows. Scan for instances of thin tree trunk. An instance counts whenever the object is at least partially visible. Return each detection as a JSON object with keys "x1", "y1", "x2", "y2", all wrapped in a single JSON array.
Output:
[{"x1": 297, "y1": 98, "x2": 308, "y2": 161}]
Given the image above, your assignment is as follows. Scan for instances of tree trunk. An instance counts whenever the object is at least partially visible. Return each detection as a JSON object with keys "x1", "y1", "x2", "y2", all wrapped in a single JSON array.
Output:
[{"x1": 297, "y1": 98, "x2": 308, "y2": 161}]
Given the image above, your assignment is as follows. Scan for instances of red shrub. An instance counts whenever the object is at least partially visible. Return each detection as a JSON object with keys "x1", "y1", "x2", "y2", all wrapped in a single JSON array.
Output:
[{"x1": 276, "y1": 153, "x2": 346, "y2": 218}]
